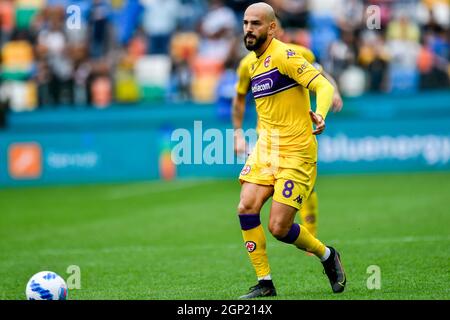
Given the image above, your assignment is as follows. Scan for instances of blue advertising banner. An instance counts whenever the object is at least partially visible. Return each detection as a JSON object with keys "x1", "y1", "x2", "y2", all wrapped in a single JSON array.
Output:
[
  {"x1": 317, "y1": 118, "x2": 450, "y2": 173},
  {"x1": 0, "y1": 130, "x2": 161, "y2": 187},
  {"x1": 1, "y1": 91, "x2": 449, "y2": 187}
]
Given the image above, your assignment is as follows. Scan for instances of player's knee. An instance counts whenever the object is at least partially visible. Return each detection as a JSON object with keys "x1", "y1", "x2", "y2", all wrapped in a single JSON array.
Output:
[
  {"x1": 238, "y1": 200, "x2": 259, "y2": 214},
  {"x1": 268, "y1": 222, "x2": 290, "y2": 240}
]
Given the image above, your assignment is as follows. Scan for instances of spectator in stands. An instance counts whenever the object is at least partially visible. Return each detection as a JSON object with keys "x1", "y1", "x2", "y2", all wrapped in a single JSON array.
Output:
[
  {"x1": 386, "y1": 13, "x2": 421, "y2": 92},
  {"x1": 141, "y1": 0, "x2": 180, "y2": 54},
  {"x1": 198, "y1": 0, "x2": 238, "y2": 62},
  {"x1": 37, "y1": 6, "x2": 74, "y2": 105},
  {"x1": 334, "y1": 0, "x2": 364, "y2": 34},
  {"x1": 73, "y1": 51, "x2": 91, "y2": 106},
  {"x1": 225, "y1": 0, "x2": 259, "y2": 22},
  {"x1": 89, "y1": 0, "x2": 112, "y2": 59},
  {"x1": 36, "y1": 58, "x2": 52, "y2": 106},
  {"x1": 0, "y1": 98, "x2": 6, "y2": 128},
  {"x1": 1, "y1": 0, "x2": 448, "y2": 110},
  {"x1": 358, "y1": 30, "x2": 389, "y2": 92},
  {"x1": 327, "y1": 30, "x2": 356, "y2": 82},
  {"x1": 0, "y1": 0, "x2": 15, "y2": 47},
  {"x1": 177, "y1": 0, "x2": 207, "y2": 31},
  {"x1": 418, "y1": 26, "x2": 450, "y2": 89},
  {"x1": 417, "y1": 0, "x2": 450, "y2": 30},
  {"x1": 269, "y1": 0, "x2": 309, "y2": 29}
]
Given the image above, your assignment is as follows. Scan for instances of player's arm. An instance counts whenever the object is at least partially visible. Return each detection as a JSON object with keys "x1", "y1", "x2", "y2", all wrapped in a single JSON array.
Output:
[
  {"x1": 232, "y1": 58, "x2": 251, "y2": 153},
  {"x1": 310, "y1": 57, "x2": 343, "y2": 113},
  {"x1": 232, "y1": 92, "x2": 246, "y2": 130},
  {"x1": 299, "y1": 46, "x2": 343, "y2": 113},
  {"x1": 232, "y1": 92, "x2": 247, "y2": 154},
  {"x1": 279, "y1": 53, "x2": 334, "y2": 135},
  {"x1": 307, "y1": 74, "x2": 334, "y2": 135},
  {"x1": 321, "y1": 69, "x2": 343, "y2": 112}
]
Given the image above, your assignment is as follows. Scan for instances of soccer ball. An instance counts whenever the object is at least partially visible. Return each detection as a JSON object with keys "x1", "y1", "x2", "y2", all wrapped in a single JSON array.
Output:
[{"x1": 25, "y1": 271, "x2": 68, "y2": 300}]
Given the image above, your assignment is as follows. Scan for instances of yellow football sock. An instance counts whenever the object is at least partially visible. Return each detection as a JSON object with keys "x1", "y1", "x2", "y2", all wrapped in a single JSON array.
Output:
[
  {"x1": 239, "y1": 214, "x2": 271, "y2": 279},
  {"x1": 293, "y1": 224, "x2": 326, "y2": 257},
  {"x1": 299, "y1": 190, "x2": 318, "y2": 237}
]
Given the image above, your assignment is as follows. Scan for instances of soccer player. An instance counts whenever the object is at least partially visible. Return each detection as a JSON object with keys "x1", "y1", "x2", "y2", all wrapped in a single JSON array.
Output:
[
  {"x1": 233, "y1": 2, "x2": 346, "y2": 298},
  {"x1": 233, "y1": 18, "x2": 343, "y2": 239}
]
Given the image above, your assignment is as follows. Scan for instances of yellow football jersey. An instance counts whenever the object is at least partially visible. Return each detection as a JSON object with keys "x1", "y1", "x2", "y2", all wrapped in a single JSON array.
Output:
[
  {"x1": 235, "y1": 43, "x2": 319, "y2": 96},
  {"x1": 238, "y1": 38, "x2": 333, "y2": 163}
]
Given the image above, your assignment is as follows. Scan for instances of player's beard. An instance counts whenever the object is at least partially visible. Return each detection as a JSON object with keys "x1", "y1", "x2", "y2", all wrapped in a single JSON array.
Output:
[{"x1": 244, "y1": 33, "x2": 267, "y2": 51}]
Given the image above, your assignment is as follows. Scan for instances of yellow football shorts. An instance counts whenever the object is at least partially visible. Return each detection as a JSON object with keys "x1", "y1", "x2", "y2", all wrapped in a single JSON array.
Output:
[{"x1": 239, "y1": 149, "x2": 317, "y2": 210}]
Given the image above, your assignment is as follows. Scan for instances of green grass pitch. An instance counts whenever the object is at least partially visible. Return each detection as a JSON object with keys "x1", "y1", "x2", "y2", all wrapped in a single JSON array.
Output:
[{"x1": 0, "y1": 172, "x2": 449, "y2": 300}]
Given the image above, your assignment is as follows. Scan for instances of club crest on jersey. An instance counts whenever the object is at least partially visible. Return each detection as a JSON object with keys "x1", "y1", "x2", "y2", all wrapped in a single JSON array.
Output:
[
  {"x1": 286, "y1": 49, "x2": 296, "y2": 58},
  {"x1": 245, "y1": 241, "x2": 256, "y2": 252},
  {"x1": 240, "y1": 165, "x2": 251, "y2": 176},
  {"x1": 264, "y1": 56, "x2": 271, "y2": 68}
]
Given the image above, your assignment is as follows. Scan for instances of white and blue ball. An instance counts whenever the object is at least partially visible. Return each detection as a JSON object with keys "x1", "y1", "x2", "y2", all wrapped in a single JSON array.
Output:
[{"x1": 25, "y1": 271, "x2": 68, "y2": 300}]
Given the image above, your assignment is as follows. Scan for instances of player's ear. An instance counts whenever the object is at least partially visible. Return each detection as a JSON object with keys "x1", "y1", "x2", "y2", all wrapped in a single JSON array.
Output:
[{"x1": 268, "y1": 21, "x2": 276, "y2": 36}]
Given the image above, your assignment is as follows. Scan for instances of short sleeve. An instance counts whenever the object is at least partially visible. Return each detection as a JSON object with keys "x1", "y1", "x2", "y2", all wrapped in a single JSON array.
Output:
[{"x1": 235, "y1": 57, "x2": 251, "y2": 95}]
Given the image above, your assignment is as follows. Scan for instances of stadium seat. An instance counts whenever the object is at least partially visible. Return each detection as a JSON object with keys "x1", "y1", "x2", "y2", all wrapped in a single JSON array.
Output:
[
  {"x1": 339, "y1": 66, "x2": 367, "y2": 97},
  {"x1": 170, "y1": 32, "x2": 199, "y2": 62},
  {"x1": 1, "y1": 40, "x2": 34, "y2": 80},
  {"x1": 191, "y1": 75, "x2": 221, "y2": 103},
  {"x1": 134, "y1": 55, "x2": 172, "y2": 101},
  {"x1": 308, "y1": 14, "x2": 336, "y2": 29},
  {"x1": 115, "y1": 75, "x2": 140, "y2": 103},
  {"x1": 310, "y1": 26, "x2": 338, "y2": 62},
  {"x1": 139, "y1": 85, "x2": 166, "y2": 102},
  {"x1": 15, "y1": 7, "x2": 40, "y2": 30},
  {"x1": 2, "y1": 81, "x2": 37, "y2": 112},
  {"x1": 191, "y1": 57, "x2": 224, "y2": 78},
  {"x1": 215, "y1": 69, "x2": 237, "y2": 121},
  {"x1": 190, "y1": 57, "x2": 224, "y2": 103},
  {"x1": 388, "y1": 66, "x2": 419, "y2": 93}
]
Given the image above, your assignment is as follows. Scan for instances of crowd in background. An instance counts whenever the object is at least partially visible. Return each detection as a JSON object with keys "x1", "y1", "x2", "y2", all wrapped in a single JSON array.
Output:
[{"x1": 0, "y1": 0, "x2": 449, "y2": 111}]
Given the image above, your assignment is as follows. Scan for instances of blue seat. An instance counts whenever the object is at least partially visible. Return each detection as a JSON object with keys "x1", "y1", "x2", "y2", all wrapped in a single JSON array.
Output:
[{"x1": 388, "y1": 66, "x2": 419, "y2": 93}]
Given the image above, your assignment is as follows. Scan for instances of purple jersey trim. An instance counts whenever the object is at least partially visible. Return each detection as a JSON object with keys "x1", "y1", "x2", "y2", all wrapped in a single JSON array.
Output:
[
  {"x1": 306, "y1": 73, "x2": 320, "y2": 89},
  {"x1": 251, "y1": 68, "x2": 299, "y2": 99}
]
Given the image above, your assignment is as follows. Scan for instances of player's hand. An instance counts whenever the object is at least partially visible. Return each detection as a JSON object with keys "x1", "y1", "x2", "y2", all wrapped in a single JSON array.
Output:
[
  {"x1": 309, "y1": 110, "x2": 325, "y2": 135},
  {"x1": 234, "y1": 130, "x2": 248, "y2": 156},
  {"x1": 331, "y1": 91, "x2": 343, "y2": 112}
]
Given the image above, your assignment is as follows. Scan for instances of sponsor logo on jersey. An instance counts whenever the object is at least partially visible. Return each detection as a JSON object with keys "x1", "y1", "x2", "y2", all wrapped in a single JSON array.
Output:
[
  {"x1": 250, "y1": 68, "x2": 299, "y2": 99},
  {"x1": 251, "y1": 78, "x2": 273, "y2": 94},
  {"x1": 297, "y1": 61, "x2": 308, "y2": 74}
]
